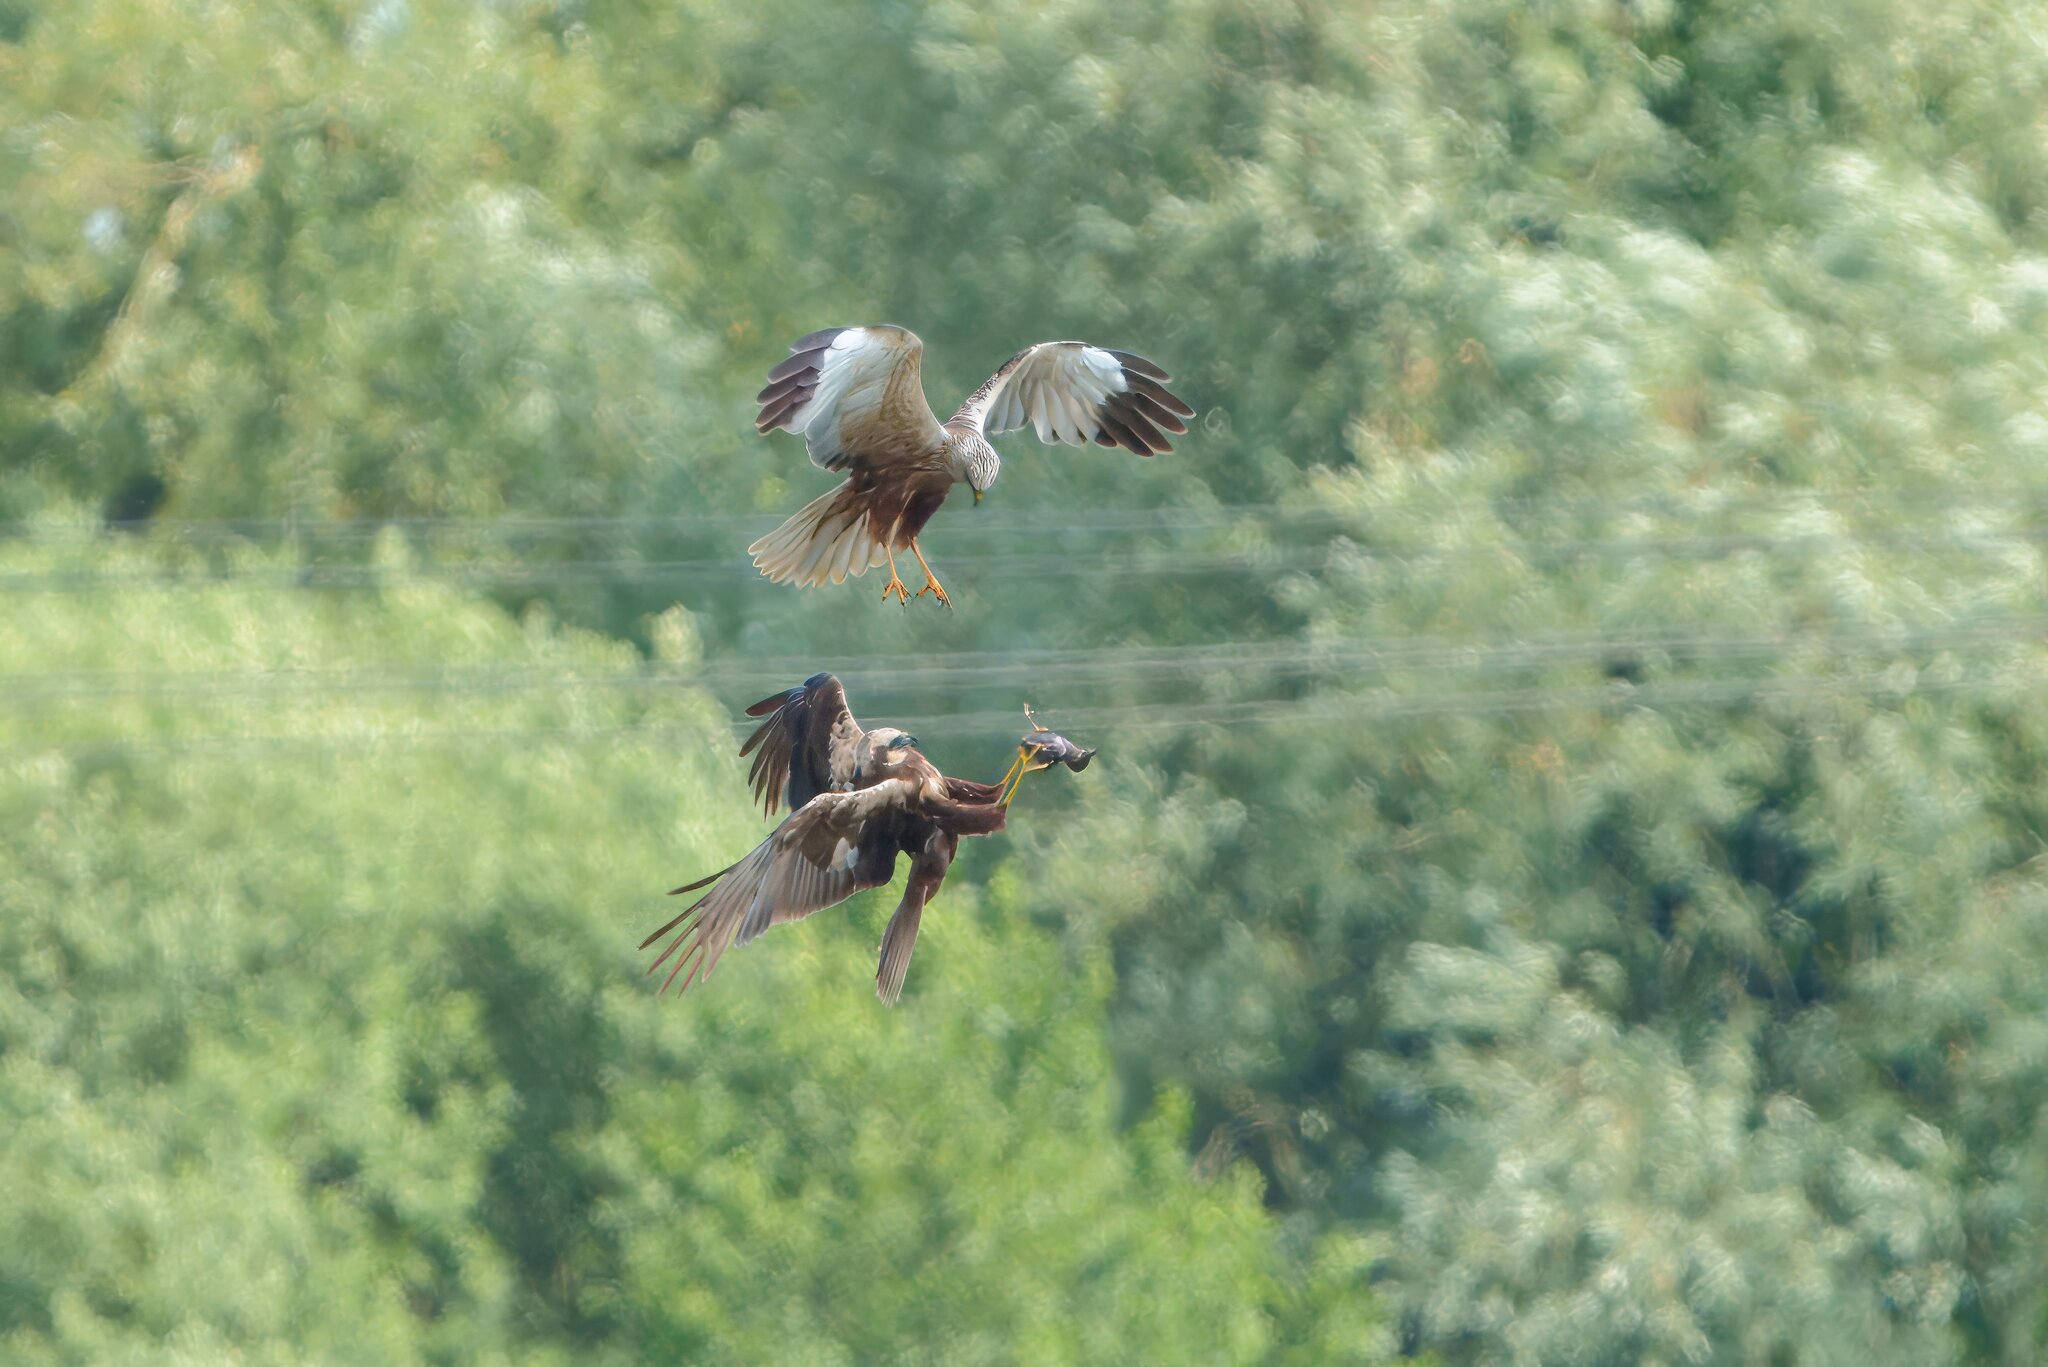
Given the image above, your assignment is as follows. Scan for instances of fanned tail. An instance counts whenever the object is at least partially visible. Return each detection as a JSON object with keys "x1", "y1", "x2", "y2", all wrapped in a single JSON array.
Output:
[{"x1": 748, "y1": 484, "x2": 891, "y2": 587}]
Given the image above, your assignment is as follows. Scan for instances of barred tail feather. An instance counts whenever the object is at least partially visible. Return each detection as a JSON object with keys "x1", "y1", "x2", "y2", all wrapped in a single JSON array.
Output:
[{"x1": 749, "y1": 485, "x2": 891, "y2": 587}]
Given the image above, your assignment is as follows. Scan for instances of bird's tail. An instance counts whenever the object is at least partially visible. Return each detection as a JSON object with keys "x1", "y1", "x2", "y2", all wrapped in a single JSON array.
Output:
[
  {"x1": 875, "y1": 895, "x2": 925, "y2": 1006},
  {"x1": 748, "y1": 483, "x2": 891, "y2": 587}
]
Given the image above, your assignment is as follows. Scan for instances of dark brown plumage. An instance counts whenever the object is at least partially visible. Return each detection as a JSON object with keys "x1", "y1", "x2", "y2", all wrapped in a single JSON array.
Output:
[{"x1": 644, "y1": 673, "x2": 1063, "y2": 1005}]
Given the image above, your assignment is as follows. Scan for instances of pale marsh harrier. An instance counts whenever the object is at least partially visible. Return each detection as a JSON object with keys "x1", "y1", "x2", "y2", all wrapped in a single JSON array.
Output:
[{"x1": 748, "y1": 326, "x2": 1194, "y2": 606}]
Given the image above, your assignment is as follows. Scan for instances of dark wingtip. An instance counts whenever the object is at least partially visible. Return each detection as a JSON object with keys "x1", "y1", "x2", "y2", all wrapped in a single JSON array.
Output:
[
  {"x1": 745, "y1": 687, "x2": 798, "y2": 718},
  {"x1": 1096, "y1": 412, "x2": 1153, "y2": 457},
  {"x1": 1129, "y1": 374, "x2": 1196, "y2": 419},
  {"x1": 667, "y1": 862, "x2": 731, "y2": 896},
  {"x1": 1107, "y1": 349, "x2": 1170, "y2": 381},
  {"x1": 1129, "y1": 391, "x2": 1191, "y2": 434},
  {"x1": 789, "y1": 326, "x2": 846, "y2": 351},
  {"x1": 641, "y1": 899, "x2": 697, "y2": 949},
  {"x1": 765, "y1": 348, "x2": 829, "y2": 384}
]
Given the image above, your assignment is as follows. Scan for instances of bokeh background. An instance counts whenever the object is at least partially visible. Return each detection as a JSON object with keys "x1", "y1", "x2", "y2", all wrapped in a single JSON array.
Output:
[{"x1": 8, "y1": 0, "x2": 2048, "y2": 1361}]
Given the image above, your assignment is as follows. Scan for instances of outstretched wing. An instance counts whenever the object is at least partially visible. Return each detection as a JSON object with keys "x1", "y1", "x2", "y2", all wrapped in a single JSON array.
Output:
[
  {"x1": 755, "y1": 325, "x2": 948, "y2": 470},
  {"x1": 738, "y1": 671, "x2": 866, "y2": 815},
  {"x1": 950, "y1": 342, "x2": 1195, "y2": 456},
  {"x1": 642, "y1": 780, "x2": 918, "y2": 997}
]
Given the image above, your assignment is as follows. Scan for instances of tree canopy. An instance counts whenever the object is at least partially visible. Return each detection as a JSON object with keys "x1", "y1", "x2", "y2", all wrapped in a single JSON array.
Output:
[{"x1": 8, "y1": 0, "x2": 2048, "y2": 1360}]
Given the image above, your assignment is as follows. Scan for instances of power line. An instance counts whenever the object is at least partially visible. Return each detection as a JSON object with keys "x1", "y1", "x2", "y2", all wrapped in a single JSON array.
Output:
[
  {"x1": 1, "y1": 617, "x2": 2040, "y2": 705},
  {"x1": 7, "y1": 519, "x2": 2048, "y2": 592},
  {"x1": 2, "y1": 664, "x2": 2028, "y2": 762},
  {"x1": 0, "y1": 547, "x2": 1320, "y2": 591},
  {"x1": 14, "y1": 485, "x2": 2048, "y2": 541}
]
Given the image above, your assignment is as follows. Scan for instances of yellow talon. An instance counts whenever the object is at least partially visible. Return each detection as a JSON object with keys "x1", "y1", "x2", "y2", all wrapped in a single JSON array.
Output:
[
  {"x1": 1000, "y1": 745, "x2": 1051, "y2": 807},
  {"x1": 908, "y1": 539, "x2": 952, "y2": 610},
  {"x1": 994, "y1": 749, "x2": 1026, "y2": 805},
  {"x1": 880, "y1": 546, "x2": 911, "y2": 605}
]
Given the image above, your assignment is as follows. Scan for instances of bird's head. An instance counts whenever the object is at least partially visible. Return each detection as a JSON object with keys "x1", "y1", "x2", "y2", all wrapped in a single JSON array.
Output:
[
  {"x1": 866, "y1": 728, "x2": 922, "y2": 775},
  {"x1": 955, "y1": 437, "x2": 999, "y2": 502}
]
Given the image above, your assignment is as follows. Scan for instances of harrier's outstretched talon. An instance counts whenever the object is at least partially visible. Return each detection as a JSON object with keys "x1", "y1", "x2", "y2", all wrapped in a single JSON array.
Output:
[
  {"x1": 908, "y1": 539, "x2": 952, "y2": 609},
  {"x1": 880, "y1": 548, "x2": 912, "y2": 605},
  {"x1": 994, "y1": 747, "x2": 1029, "y2": 807}
]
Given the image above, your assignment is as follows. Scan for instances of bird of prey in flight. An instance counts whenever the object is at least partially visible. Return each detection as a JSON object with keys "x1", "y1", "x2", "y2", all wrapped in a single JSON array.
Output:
[
  {"x1": 748, "y1": 326, "x2": 1194, "y2": 606},
  {"x1": 642, "y1": 674, "x2": 1091, "y2": 1004}
]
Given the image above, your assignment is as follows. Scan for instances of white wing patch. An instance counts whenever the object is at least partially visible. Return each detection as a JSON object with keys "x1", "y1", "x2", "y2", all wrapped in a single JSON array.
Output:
[
  {"x1": 755, "y1": 325, "x2": 946, "y2": 470},
  {"x1": 951, "y1": 340, "x2": 1193, "y2": 456},
  {"x1": 799, "y1": 329, "x2": 889, "y2": 466},
  {"x1": 983, "y1": 345, "x2": 1124, "y2": 444}
]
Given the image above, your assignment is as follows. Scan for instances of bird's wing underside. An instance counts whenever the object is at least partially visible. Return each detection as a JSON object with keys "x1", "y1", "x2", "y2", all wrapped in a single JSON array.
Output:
[
  {"x1": 755, "y1": 325, "x2": 948, "y2": 470},
  {"x1": 642, "y1": 780, "x2": 917, "y2": 996},
  {"x1": 739, "y1": 672, "x2": 866, "y2": 815},
  {"x1": 950, "y1": 341, "x2": 1195, "y2": 456}
]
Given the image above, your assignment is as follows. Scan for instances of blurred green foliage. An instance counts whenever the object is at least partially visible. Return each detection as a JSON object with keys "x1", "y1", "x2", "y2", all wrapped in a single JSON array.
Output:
[
  {"x1": 8, "y1": 0, "x2": 2048, "y2": 1361},
  {"x1": 0, "y1": 539, "x2": 1327, "y2": 1363}
]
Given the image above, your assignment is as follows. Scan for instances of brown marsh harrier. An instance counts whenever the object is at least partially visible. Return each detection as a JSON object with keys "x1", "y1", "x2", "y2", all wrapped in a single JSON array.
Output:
[
  {"x1": 642, "y1": 673, "x2": 1090, "y2": 1004},
  {"x1": 748, "y1": 326, "x2": 1194, "y2": 606}
]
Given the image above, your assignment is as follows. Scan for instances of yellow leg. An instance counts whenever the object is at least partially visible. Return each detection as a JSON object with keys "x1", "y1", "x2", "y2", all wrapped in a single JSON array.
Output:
[
  {"x1": 992, "y1": 749, "x2": 1026, "y2": 804},
  {"x1": 1000, "y1": 747, "x2": 1050, "y2": 807},
  {"x1": 908, "y1": 539, "x2": 952, "y2": 609},
  {"x1": 880, "y1": 545, "x2": 912, "y2": 604}
]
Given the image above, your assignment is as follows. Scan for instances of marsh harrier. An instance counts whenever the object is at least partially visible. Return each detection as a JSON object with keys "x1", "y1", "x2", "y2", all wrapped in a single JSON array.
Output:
[
  {"x1": 748, "y1": 326, "x2": 1194, "y2": 606},
  {"x1": 643, "y1": 674, "x2": 1090, "y2": 1004}
]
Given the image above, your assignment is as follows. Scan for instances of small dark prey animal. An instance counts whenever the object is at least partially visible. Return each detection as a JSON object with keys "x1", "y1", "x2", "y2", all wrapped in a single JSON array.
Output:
[{"x1": 991, "y1": 705, "x2": 1097, "y2": 804}]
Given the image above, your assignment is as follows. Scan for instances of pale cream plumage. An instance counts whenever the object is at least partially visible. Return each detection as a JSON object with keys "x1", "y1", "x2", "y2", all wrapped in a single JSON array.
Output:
[{"x1": 748, "y1": 325, "x2": 1194, "y2": 606}]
